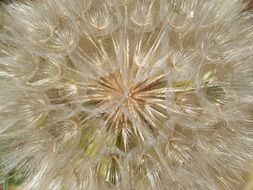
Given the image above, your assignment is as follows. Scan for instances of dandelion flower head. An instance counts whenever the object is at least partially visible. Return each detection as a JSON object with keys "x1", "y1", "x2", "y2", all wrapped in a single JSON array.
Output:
[{"x1": 0, "y1": 0, "x2": 253, "y2": 189}]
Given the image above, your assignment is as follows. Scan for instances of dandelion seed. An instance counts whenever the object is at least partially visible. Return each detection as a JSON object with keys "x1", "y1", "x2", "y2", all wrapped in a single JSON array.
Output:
[{"x1": 0, "y1": 0, "x2": 253, "y2": 190}]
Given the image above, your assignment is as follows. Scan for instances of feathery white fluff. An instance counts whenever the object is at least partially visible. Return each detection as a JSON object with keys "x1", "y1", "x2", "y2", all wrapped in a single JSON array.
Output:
[{"x1": 0, "y1": 0, "x2": 253, "y2": 189}]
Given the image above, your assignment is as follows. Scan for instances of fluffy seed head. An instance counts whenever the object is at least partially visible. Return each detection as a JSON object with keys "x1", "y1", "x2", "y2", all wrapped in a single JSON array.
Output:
[{"x1": 0, "y1": 0, "x2": 253, "y2": 189}]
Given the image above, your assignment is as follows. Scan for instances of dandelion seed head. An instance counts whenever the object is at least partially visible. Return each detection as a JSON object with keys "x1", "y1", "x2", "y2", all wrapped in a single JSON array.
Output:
[{"x1": 0, "y1": 0, "x2": 253, "y2": 190}]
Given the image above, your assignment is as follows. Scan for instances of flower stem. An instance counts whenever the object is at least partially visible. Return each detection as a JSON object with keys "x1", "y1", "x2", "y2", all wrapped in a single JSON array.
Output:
[{"x1": 4, "y1": 179, "x2": 8, "y2": 190}]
